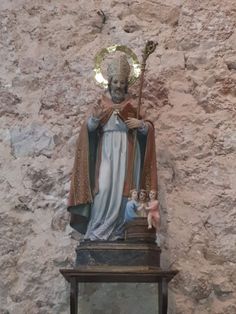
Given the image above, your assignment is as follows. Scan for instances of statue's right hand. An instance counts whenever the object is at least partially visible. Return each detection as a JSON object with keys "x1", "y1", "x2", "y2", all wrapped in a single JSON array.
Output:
[{"x1": 92, "y1": 101, "x2": 103, "y2": 119}]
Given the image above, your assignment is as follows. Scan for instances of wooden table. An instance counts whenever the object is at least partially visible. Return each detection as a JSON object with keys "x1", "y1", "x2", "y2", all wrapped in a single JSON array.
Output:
[{"x1": 60, "y1": 266, "x2": 178, "y2": 314}]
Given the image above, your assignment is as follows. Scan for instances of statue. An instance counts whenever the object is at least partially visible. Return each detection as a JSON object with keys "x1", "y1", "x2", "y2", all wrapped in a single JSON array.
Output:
[
  {"x1": 137, "y1": 189, "x2": 148, "y2": 217},
  {"x1": 146, "y1": 190, "x2": 160, "y2": 230},
  {"x1": 124, "y1": 189, "x2": 148, "y2": 220},
  {"x1": 124, "y1": 189, "x2": 160, "y2": 231},
  {"x1": 68, "y1": 46, "x2": 158, "y2": 241},
  {"x1": 124, "y1": 189, "x2": 139, "y2": 223},
  {"x1": 61, "y1": 43, "x2": 179, "y2": 314}
]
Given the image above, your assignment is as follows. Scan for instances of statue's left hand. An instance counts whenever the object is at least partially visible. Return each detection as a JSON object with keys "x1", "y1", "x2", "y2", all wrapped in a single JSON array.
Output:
[{"x1": 125, "y1": 118, "x2": 143, "y2": 129}]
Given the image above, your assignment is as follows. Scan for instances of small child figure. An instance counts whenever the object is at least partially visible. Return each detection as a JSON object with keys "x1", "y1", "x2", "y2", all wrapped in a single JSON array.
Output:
[
  {"x1": 137, "y1": 189, "x2": 148, "y2": 217},
  {"x1": 145, "y1": 190, "x2": 160, "y2": 230},
  {"x1": 124, "y1": 189, "x2": 139, "y2": 222}
]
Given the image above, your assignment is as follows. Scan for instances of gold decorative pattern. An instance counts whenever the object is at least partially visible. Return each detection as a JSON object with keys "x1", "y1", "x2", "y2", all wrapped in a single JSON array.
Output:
[{"x1": 94, "y1": 45, "x2": 141, "y2": 88}]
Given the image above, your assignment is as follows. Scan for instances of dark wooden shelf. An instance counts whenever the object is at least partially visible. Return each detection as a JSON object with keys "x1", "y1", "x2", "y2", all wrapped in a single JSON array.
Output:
[
  {"x1": 60, "y1": 266, "x2": 178, "y2": 282},
  {"x1": 60, "y1": 267, "x2": 178, "y2": 314}
]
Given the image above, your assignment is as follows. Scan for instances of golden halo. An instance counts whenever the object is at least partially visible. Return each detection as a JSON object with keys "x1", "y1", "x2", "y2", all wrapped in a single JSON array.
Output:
[{"x1": 94, "y1": 45, "x2": 141, "y2": 88}]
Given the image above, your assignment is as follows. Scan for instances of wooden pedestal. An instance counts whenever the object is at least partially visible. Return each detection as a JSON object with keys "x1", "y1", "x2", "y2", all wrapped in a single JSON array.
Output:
[
  {"x1": 60, "y1": 266, "x2": 178, "y2": 314},
  {"x1": 61, "y1": 218, "x2": 178, "y2": 313}
]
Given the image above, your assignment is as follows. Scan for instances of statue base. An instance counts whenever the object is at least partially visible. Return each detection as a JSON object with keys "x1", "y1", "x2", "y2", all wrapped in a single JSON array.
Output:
[
  {"x1": 76, "y1": 218, "x2": 159, "y2": 268},
  {"x1": 125, "y1": 217, "x2": 156, "y2": 243},
  {"x1": 76, "y1": 241, "x2": 160, "y2": 268}
]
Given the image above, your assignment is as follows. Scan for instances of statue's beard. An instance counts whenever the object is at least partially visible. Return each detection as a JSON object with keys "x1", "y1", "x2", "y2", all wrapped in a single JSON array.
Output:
[{"x1": 110, "y1": 89, "x2": 126, "y2": 104}]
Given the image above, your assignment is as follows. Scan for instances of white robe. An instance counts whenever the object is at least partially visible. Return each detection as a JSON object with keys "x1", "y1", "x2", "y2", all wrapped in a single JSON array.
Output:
[{"x1": 84, "y1": 113, "x2": 146, "y2": 241}]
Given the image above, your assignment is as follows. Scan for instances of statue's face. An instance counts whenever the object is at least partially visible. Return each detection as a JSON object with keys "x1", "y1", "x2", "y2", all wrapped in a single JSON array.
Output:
[
  {"x1": 131, "y1": 190, "x2": 138, "y2": 201},
  {"x1": 139, "y1": 191, "x2": 147, "y2": 202},
  {"x1": 109, "y1": 75, "x2": 127, "y2": 104},
  {"x1": 149, "y1": 190, "x2": 157, "y2": 200}
]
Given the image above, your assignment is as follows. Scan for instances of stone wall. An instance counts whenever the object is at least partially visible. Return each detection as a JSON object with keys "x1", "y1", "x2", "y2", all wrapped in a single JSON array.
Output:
[{"x1": 0, "y1": 0, "x2": 235, "y2": 313}]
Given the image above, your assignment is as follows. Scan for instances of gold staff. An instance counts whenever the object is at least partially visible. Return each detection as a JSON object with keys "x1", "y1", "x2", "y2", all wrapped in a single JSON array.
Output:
[
  {"x1": 132, "y1": 41, "x2": 158, "y2": 189},
  {"x1": 137, "y1": 41, "x2": 158, "y2": 118}
]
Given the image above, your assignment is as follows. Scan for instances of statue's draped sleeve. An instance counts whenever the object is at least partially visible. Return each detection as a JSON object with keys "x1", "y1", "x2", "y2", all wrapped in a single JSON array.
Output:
[{"x1": 67, "y1": 121, "x2": 96, "y2": 233}]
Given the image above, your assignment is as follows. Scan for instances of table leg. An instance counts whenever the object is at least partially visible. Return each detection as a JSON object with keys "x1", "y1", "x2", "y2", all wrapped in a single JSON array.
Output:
[
  {"x1": 70, "y1": 278, "x2": 78, "y2": 314},
  {"x1": 158, "y1": 278, "x2": 168, "y2": 314}
]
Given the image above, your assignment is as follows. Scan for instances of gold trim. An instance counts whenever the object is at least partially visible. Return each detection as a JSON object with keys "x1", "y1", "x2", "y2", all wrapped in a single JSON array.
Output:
[{"x1": 94, "y1": 45, "x2": 141, "y2": 88}]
